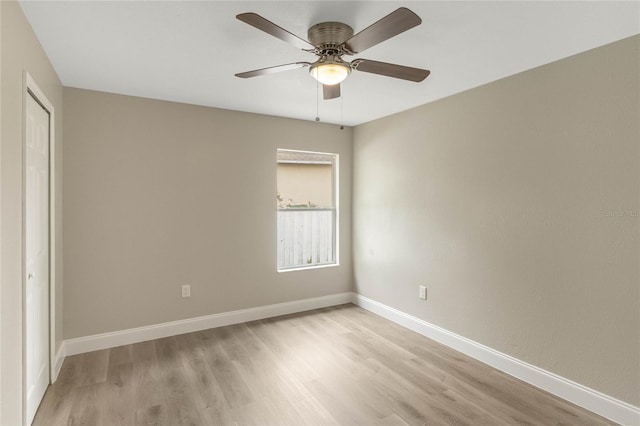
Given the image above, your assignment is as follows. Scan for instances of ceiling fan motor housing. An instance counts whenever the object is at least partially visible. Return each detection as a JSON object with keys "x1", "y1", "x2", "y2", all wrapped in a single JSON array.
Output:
[{"x1": 307, "y1": 22, "x2": 354, "y2": 55}]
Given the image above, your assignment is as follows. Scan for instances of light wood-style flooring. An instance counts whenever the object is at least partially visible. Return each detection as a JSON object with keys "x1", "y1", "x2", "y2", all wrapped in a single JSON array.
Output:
[{"x1": 34, "y1": 304, "x2": 615, "y2": 425}]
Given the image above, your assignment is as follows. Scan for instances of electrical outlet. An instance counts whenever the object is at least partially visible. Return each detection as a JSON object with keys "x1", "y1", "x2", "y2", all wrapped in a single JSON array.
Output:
[
  {"x1": 419, "y1": 285, "x2": 427, "y2": 300},
  {"x1": 181, "y1": 284, "x2": 191, "y2": 298}
]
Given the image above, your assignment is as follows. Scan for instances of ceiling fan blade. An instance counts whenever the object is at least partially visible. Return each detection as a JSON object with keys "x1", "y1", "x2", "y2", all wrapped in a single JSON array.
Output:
[
  {"x1": 323, "y1": 84, "x2": 341, "y2": 100},
  {"x1": 235, "y1": 62, "x2": 311, "y2": 78},
  {"x1": 352, "y1": 59, "x2": 430, "y2": 82},
  {"x1": 343, "y1": 8, "x2": 421, "y2": 54},
  {"x1": 237, "y1": 13, "x2": 315, "y2": 51}
]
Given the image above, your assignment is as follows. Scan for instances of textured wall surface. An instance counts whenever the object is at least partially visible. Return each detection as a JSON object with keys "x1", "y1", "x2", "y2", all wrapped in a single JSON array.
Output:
[
  {"x1": 0, "y1": 1, "x2": 64, "y2": 424},
  {"x1": 63, "y1": 88, "x2": 352, "y2": 339},
  {"x1": 352, "y1": 36, "x2": 639, "y2": 405}
]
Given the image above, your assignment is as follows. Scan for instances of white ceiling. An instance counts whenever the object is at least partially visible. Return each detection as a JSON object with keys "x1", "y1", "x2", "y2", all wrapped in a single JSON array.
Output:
[{"x1": 19, "y1": 1, "x2": 640, "y2": 126}]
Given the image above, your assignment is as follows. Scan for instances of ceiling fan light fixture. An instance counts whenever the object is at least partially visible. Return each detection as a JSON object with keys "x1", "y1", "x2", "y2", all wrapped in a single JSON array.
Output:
[{"x1": 309, "y1": 62, "x2": 350, "y2": 85}]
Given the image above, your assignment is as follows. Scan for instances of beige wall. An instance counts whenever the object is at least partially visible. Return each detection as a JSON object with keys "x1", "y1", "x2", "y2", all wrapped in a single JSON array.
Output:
[
  {"x1": 277, "y1": 163, "x2": 333, "y2": 208},
  {"x1": 0, "y1": 1, "x2": 64, "y2": 424},
  {"x1": 0, "y1": 1, "x2": 3, "y2": 419},
  {"x1": 63, "y1": 88, "x2": 352, "y2": 339},
  {"x1": 353, "y1": 35, "x2": 639, "y2": 406}
]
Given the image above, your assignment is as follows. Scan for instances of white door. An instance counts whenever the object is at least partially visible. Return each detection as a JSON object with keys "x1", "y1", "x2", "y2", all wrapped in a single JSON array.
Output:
[{"x1": 25, "y1": 93, "x2": 50, "y2": 425}]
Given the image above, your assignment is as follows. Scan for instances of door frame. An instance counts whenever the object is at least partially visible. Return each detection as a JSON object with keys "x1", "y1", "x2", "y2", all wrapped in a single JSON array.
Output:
[{"x1": 22, "y1": 72, "x2": 57, "y2": 423}]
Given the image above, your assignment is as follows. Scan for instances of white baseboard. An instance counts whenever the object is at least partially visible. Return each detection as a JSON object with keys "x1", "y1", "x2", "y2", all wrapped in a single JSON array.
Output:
[
  {"x1": 352, "y1": 293, "x2": 640, "y2": 426},
  {"x1": 51, "y1": 343, "x2": 65, "y2": 382},
  {"x1": 64, "y1": 292, "x2": 353, "y2": 356}
]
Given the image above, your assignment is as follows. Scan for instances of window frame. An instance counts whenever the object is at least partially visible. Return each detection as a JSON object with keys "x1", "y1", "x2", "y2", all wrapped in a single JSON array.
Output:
[{"x1": 276, "y1": 149, "x2": 339, "y2": 272}]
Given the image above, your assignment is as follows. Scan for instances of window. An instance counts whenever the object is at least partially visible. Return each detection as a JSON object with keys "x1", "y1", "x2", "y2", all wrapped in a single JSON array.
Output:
[{"x1": 277, "y1": 149, "x2": 338, "y2": 271}]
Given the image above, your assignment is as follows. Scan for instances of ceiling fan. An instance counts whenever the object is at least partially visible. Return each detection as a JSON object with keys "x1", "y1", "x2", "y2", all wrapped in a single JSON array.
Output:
[{"x1": 235, "y1": 8, "x2": 430, "y2": 100}]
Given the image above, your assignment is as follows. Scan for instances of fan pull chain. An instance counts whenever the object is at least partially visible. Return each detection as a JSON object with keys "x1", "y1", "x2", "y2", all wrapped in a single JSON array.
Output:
[
  {"x1": 340, "y1": 90, "x2": 344, "y2": 130},
  {"x1": 315, "y1": 79, "x2": 320, "y2": 122}
]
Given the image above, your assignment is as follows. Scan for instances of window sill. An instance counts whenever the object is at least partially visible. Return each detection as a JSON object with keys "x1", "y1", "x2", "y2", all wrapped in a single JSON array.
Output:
[{"x1": 277, "y1": 262, "x2": 339, "y2": 273}]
